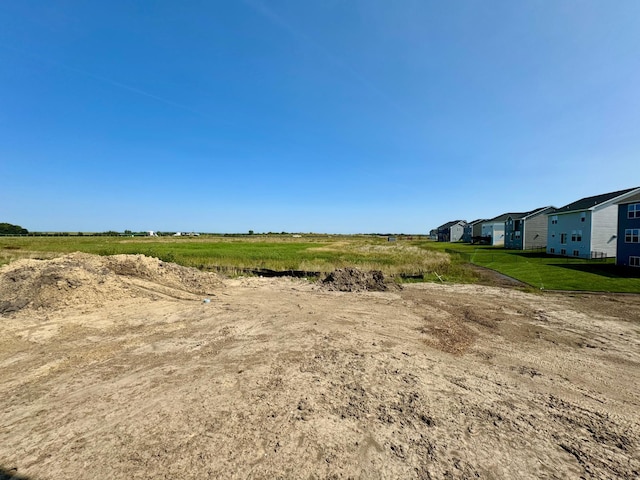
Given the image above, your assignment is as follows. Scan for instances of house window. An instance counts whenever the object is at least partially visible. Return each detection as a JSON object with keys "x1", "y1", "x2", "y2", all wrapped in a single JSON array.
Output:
[
  {"x1": 580, "y1": 212, "x2": 586, "y2": 222},
  {"x1": 625, "y1": 229, "x2": 640, "y2": 243},
  {"x1": 560, "y1": 233, "x2": 567, "y2": 244},
  {"x1": 571, "y1": 230, "x2": 582, "y2": 242},
  {"x1": 630, "y1": 256, "x2": 640, "y2": 267},
  {"x1": 573, "y1": 250, "x2": 580, "y2": 257},
  {"x1": 550, "y1": 248, "x2": 555, "y2": 253},
  {"x1": 551, "y1": 216, "x2": 558, "y2": 225},
  {"x1": 560, "y1": 248, "x2": 567, "y2": 255},
  {"x1": 515, "y1": 231, "x2": 521, "y2": 238},
  {"x1": 628, "y1": 204, "x2": 640, "y2": 219}
]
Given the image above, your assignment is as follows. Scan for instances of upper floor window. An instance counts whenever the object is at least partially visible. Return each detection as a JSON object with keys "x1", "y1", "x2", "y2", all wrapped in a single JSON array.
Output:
[
  {"x1": 625, "y1": 229, "x2": 640, "y2": 243},
  {"x1": 628, "y1": 203, "x2": 640, "y2": 219},
  {"x1": 571, "y1": 230, "x2": 582, "y2": 242},
  {"x1": 560, "y1": 233, "x2": 567, "y2": 244},
  {"x1": 580, "y1": 212, "x2": 586, "y2": 222},
  {"x1": 551, "y1": 215, "x2": 558, "y2": 225}
]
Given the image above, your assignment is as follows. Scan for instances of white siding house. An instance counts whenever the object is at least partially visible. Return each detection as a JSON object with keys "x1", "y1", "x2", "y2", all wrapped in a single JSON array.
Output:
[
  {"x1": 481, "y1": 214, "x2": 511, "y2": 246},
  {"x1": 546, "y1": 187, "x2": 640, "y2": 259}
]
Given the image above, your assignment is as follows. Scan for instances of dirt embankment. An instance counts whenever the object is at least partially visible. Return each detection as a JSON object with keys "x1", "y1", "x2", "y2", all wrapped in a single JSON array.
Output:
[{"x1": 1, "y1": 254, "x2": 639, "y2": 479}]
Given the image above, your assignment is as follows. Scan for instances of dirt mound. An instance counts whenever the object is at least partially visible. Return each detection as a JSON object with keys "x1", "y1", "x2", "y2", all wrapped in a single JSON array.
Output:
[
  {"x1": 0, "y1": 252, "x2": 222, "y2": 314},
  {"x1": 320, "y1": 267, "x2": 396, "y2": 292}
]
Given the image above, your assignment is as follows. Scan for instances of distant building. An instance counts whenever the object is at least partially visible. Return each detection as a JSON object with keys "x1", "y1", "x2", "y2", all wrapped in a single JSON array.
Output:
[
  {"x1": 481, "y1": 214, "x2": 512, "y2": 247},
  {"x1": 462, "y1": 219, "x2": 486, "y2": 243},
  {"x1": 436, "y1": 220, "x2": 467, "y2": 242},
  {"x1": 504, "y1": 207, "x2": 555, "y2": 250}
]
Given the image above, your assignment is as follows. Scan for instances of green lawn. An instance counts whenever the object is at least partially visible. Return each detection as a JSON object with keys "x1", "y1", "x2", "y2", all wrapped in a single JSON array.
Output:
[{"x1": 431, "y1": 243, "x2": 640, "y2": 293}]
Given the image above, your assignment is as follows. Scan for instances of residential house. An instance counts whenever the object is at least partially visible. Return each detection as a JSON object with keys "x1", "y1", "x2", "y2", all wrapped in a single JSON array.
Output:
[
  {"x1": 504, "y1": 206, "x2": 555, "y2": 250},
  {"x1": 546, "y1": 187, "x2": 640, "y2": 259},
  {"x1": 437, "y1": 220, "x2": 467, "y2": 242},
  {"x1": 481, "y1": 214, "x2": 512, "y2": 246},
  {"x1": 462, "y1": 219, "x2": 486, "y2": 243},
  {"x1": 616, "y1": 191, "x2": 640, "y2": 268}
]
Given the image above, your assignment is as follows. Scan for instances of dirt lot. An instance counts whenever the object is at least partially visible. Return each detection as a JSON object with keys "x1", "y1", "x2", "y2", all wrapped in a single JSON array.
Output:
[{"x1": 1, "y1": 253, "x2": 639, "y2": 479}]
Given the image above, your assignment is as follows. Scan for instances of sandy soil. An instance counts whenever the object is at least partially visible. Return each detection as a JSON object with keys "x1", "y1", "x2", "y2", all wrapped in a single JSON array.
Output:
[{"x1": 1, "y1": 253, "x2": 639, "y2": 479}]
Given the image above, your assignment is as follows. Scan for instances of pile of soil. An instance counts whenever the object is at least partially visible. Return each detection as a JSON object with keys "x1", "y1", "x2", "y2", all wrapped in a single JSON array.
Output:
[
  {"x1": 320, "y1": 267, "x2": 395, "y2": 292},
  {"x1": 0, "y1": 252, "x2": 221, "y2": 314}
]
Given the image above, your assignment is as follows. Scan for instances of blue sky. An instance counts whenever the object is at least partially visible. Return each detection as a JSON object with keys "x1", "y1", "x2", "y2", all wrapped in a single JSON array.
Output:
[{"x1": 1, "y1": 1, "x2": 639, "y2": 233}]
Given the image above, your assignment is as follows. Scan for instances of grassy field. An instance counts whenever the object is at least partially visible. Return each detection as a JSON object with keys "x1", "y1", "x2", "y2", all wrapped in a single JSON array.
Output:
[
  {"x1": 2, "y1": 235, "x2": 638, "y2": 292},
  {"x1": 429, "y1": 242, "x2": 640, "y2": 293},
  {"x1": 0, "y1": 235, "x2": 466, "y2": 281}
]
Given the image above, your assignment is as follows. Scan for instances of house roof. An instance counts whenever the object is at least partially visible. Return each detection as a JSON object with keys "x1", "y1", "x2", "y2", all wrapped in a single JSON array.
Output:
[
  {"x1": 484, "y1": 213, "x2": 516, "y2": 223},
  {"x1": 467, "y1": 218, "x2": 487, "y2": 226},
  {"x1": 507, "y1": 206, "x2": 555, "y2": 220},
  {"x1": 552, "y1": 187, "x2": 640, "y2": 214},
  {"x1": 437, "y1": 220, "x2": 466, "y2": 230}
]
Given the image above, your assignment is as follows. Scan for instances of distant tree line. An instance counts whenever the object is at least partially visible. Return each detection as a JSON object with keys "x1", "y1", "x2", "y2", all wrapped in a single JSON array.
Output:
[{"x1": 0, "y1": 223, "x2": 28, "y2": 235}]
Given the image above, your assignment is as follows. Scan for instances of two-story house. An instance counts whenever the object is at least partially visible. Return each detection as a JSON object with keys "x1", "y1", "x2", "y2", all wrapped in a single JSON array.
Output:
[
  {"x1": 504, "y1": 207, "x2": 555, "y2": 250},
  {"x1": 462, "y1": 219, "x2": 486, "y2": 243},
  {"x1": 437, "y1": 220, "x2": 467, "y2": 242},
  {"x1": 547, "y1": 187, "x2": 640, "y2": 259},
  {"x1": 481, "y1": 214, "x2": 512, "y2": 247},
  {"x1": 616, "y1": 191, "x2": 640, "y2": 268}
]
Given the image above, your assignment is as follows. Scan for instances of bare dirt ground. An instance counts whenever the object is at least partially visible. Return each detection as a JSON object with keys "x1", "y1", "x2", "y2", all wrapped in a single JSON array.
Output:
[{"x1": 1, "y1": 253, "x2": 639, "y2": 479}]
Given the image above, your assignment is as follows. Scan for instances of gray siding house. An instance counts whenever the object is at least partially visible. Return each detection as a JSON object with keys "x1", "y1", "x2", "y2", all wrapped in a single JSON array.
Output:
[
  {"x1": 547, "y1": 187, "x2": 640, "y2": 259},
  {"x1": 504, "y1": 206, "x2": 554, "y2": 250},
  {"x1": 437, "y1": 220, "x2": 467, "y2": 242}
]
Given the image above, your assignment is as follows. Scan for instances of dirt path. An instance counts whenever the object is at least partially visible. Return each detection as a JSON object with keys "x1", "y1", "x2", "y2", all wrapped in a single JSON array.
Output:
[{"x1": 1, "y1": 255, "x2": 639, "y2": 479}]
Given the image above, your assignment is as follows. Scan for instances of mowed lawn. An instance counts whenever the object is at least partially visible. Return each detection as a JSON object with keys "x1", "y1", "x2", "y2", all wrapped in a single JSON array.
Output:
[{"x1": 429, "y1": 242, "x2": 640, "y2": 293}]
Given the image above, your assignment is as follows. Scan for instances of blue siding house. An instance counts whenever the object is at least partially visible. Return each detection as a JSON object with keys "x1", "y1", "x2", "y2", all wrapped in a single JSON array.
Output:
[{"x1": 616, "y1": 192, "x2": 640, "y2": 268}]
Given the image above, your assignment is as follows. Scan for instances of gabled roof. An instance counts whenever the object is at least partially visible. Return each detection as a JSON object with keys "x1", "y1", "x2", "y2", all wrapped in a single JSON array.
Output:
[
  {"x1": 484, "y1": 213, "x2": 515, "y2": 223},
  {"x1": 437, "y1": 220, "x2": 466, "y2": 230},
  {"x1": 507, "y1": 206, "x2": 555, "y2": 220},
  {"x1": 466, "y1": 218, "x2": 487, "y2": 226},
  {"x1": 552, "y1": 187, "x2": 640, "y2": 214}
]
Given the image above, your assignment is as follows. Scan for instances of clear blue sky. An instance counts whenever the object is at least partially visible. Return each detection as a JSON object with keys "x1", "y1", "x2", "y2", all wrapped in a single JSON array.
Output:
[{"x1": 1, "y1": 1, "x2": 639, "y2": 233}]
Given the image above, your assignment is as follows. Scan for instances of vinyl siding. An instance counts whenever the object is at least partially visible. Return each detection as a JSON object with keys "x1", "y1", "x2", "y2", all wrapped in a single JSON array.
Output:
[
  {"x1": 450, "y1": 224, "x2": 465, "y2": 242},
  {"x1": 482, "y1": 222, "x2": 505, "y2": 246},
  {"x1": 547, "y1": 211, "x2": 592, "y2": 258},
  {"x1": 523, "y1": 214, "x2": 548, "y2": 249},
  {"x1": 616, "y1": 202, "x2": 640, "y2": 266},
  {"x1": 591, "y1": 206, "x2": 618, "y2": 256}
]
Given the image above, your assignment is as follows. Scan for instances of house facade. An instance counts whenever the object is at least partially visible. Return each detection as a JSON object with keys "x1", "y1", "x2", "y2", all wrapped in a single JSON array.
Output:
[
  {"x1": 481, "y1": 214, "x2": 511, "y2": 246},
  {"x1": 616, "y1": 192, "x2": 640, "y2": 268},
  {"x1": 504, "y1": 207, "x2": 554, "y2": 250},
  {"x1": 437, "y1": 220, "x2": 466, "y2": 242},
  {"x1": 547, "y1": 187, "x2": 640, "y2": 259},
  {"x1": 462, "y1": 219, "x2": 485, "y2": 243}
]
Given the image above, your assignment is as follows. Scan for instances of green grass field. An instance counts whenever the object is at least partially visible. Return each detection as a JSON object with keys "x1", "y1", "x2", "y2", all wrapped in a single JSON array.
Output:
[
  {"x1": 1, "y1": 235, "x2": 638, "y2": 292},
  {"x1": 0, "y1": 235, "x2": 459, "y2": 280},
  {"x1": 430, "y1": 243, "x2": 640, "y2": 293}
]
